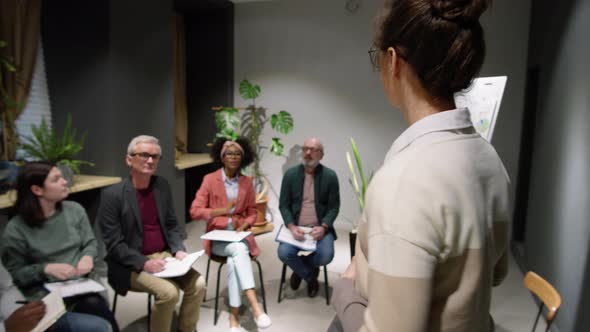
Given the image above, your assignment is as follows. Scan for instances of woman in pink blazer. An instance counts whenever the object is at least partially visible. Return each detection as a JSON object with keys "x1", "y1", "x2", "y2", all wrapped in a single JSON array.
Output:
[{"x1": 190, "y1": 137, "x2": 271, "y2": 331}]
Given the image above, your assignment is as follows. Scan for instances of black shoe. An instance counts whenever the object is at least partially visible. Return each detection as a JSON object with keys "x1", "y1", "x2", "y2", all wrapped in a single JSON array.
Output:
[
  {"x1": 307, "y1": 278, "x2": 319, "y2": 298},
  {"x1": 290, "y1": 272, "x2": 302, "y2": 290}
]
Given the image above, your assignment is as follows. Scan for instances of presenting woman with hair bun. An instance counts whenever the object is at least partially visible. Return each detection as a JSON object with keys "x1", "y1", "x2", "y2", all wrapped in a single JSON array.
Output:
[{"x1": 330, "y1": 1, "x2": 511, "y2": 331}]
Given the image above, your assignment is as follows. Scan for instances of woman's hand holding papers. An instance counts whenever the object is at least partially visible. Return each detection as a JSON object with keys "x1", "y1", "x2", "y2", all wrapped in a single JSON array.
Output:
[
  {"x1": 44, "y1": 263, "x2": 78, "y2": 280},
  {"x1": 235, "y1": 221, "x2": 250, "y2": 232},
  {"x1": 76, "y1": 255, "x2": 94, "y2": 276},
  {"x1": 5, "y1": 300, "x2": 46, "y2": 332}
]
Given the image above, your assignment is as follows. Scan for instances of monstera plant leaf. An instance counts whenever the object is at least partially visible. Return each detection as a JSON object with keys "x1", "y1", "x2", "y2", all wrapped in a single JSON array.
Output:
[
  {"x1": 270, "y1": 110, "x2": 294, "y2": 135},
  {"x1": 239, "y1": 79, "x2": 261, "y2": 100},
  {"x1": 215, "y1": 107, "x2": 240, "y2": 137},
  {"x1": 270, "y1": 137, "x2": 285, "y2": 156}
]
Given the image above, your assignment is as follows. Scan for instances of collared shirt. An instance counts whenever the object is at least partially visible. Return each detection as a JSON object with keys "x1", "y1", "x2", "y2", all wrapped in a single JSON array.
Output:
[
  {"x1": 384, "y1": 108, "x2": 475, "y2": 163},
  {"x1": 221, "y1": 168, "x2": 239, "y2": 230}
]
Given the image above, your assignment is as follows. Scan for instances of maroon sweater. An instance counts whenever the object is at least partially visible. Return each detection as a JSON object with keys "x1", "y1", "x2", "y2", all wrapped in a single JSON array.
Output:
[{"x1": 136, "y1": 188, "x2": 167, "y2": 255}]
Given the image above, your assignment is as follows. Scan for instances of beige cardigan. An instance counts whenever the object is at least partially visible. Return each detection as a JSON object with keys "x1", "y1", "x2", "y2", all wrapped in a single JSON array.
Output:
[{"x1": 356, "y1": 109, "x2": 511, "y2": 332}]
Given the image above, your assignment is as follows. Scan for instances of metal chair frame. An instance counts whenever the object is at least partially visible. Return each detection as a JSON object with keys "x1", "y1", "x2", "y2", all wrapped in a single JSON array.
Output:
[
  {"x1": 277, "y1": 262, "x2": 330, "y2": 305},
  {"x1": 205, "y1": 255, "x2": 267, "y2": 325},
  {"x1": 112, "y1": 292, "x2": 153, "y2": 332}
]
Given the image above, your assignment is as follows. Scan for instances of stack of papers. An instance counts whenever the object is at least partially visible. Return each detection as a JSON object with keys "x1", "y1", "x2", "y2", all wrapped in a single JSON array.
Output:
[
  {"x1": 151, "y1": 250, "x2": 204, "y2": 278},
  {"x1": 200, "y1": 230, "x2": 251, "y2": 242},
  {"x1": 275, "y1": 225, "x2": 317, "y2": 251},
  {"x1": 32, "y1": 289, "x2": 66, "y2": 332},
  {"x1": 44, "y1": 278, "x2": 106, "y2": 298}
]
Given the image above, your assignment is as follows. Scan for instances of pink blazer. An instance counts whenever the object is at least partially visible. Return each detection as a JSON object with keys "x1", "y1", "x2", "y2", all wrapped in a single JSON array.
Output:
[{"x1": 190, "y1": 169, "x2": 260, "y2": 257}]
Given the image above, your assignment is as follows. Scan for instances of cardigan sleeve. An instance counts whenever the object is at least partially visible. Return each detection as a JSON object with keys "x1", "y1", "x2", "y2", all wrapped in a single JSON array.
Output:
[
  {"x1": 190, "y1": 174, "x2": 214, "y2": 221},
  {"x1": 320, "y1": 169, "x2": 340, "y2": 228},
  {"x1": 279, "y1": 170, "x2": 296, "y2": 226}
]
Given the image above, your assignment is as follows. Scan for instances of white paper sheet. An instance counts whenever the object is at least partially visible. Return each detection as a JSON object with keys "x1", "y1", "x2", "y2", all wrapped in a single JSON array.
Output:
[
  {"x1": 200, "y1": 229, "x2": 251, "y2": 242},
  {"x1": 275, "y1": 225, "x2": 317, "y2": 251},
  {"x1": 454, "y1": 76, "x2": 507, "y2": 142},
  {"x1": 32, "y1": 289, "x2": 67, "y2": 332},
  {"x1": 44, "y1": 278, "x2": 106, "y2": 298},
  {"x1": 151, "y1": 250, "x2": 205, "y2": 278}
]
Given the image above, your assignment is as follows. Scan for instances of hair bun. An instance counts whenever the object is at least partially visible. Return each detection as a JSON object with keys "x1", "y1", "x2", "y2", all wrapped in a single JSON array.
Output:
[{"x1": 431, "y1": 0, "x2": 490, "y2": 24}]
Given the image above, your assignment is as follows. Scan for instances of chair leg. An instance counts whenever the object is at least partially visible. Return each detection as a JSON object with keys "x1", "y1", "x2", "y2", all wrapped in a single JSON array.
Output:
[
  {"x1": 278, "y1": 263, "x2": 287, "y2": 303},
  {"x1": 205, "y1": 258, "x2": 211, "y2": 301},
  {"x1": 324, "y1": 265, "x2": 330, "y2": 305},
  {"x1": 531, "y1": 303, "x2": 543, "y2": 332},
  {"x1": 214, "y1": 261, "x2": 224, "y2": 326},
  {"x1": 254, "y1": 259, "x2": 267, "y2": 313},
  {"x1": 147, "y1": 294, "x2": 152, "y2": 332},
  {"x1": 112, "y1": 293, "x2": 118, "y2": 313}
]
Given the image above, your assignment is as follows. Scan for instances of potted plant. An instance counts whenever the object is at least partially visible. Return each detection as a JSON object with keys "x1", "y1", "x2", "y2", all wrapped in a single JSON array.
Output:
[
  {"x1": 213, "y1": 79, "x2": 294, "y2": 227},
  {"x1": 19, "y1": 114, "x2": 94, "y2": 185},
  {"x1": 345, "y1": 137, "x2": 372, "y2": 257}
]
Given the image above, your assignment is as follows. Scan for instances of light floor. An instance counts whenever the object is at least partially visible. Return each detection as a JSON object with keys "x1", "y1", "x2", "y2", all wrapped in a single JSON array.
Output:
[{"x1": 107, "y1": 221, "x2": 547, "y2": 332}]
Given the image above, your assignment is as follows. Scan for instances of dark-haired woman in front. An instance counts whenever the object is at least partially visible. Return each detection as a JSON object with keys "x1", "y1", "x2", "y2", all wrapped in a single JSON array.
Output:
[
  {"x1": 190, "y1": 137, "x2": 271, "y2": 332},
  {"x1": 0, "y1": 162, "x2": 119, "y2": 332},
  {"x1": 332, "y1": 1, "x2": 511, "y2": 331}
]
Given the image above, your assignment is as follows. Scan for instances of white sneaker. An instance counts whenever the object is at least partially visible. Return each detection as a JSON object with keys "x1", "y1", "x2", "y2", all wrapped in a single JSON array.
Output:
[
  {"x1": 255, "y1": 313, "x2": 272, "y2": 329},
  {"x1": 229, "y1": 326, "x2": 245, "y2": 332}
]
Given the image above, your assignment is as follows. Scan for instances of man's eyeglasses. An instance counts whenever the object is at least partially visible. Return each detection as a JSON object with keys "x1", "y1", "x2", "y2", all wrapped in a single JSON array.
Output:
[
  {"x1": 131, "y1": 152, "x2": 161, "y2": 161},
  {"x1": 302, "y1": 147, "x2": 321, "y2": 153},
  {"x1": 224, "y1": 152, "x2": 242, "y2": 158}
]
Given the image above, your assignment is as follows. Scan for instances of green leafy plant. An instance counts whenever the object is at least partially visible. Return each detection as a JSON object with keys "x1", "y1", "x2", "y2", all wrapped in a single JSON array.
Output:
[
  {"x1": 213, "y1": 79, "x2": 294, "y2": 189},
  {"x1": 346, "y1": 138, "x2": 373, "y2": 226},
  {"x1": 0, "y1": 39, "x2": 22, "y2": 161},
  {"x1": 20, "y1": 114, "x2": 94, "y2": 174}
]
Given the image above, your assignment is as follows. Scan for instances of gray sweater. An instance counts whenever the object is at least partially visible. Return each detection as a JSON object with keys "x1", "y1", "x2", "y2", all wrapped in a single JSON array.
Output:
[{"x1": 1, "y1": 201, "x2": 98, "y2": 300}]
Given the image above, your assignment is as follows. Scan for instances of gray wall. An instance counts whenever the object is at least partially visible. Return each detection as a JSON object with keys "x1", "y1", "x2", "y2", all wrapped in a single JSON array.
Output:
[
  {"x1": 233, "y1": 0, "x2": 531, "y2": 230},
  {"x1": 43, "y1": 0, "x2": 186, "y2": 226},
  {"x1": 524, "y1": 0, "x2": 590, "y2": 331}
]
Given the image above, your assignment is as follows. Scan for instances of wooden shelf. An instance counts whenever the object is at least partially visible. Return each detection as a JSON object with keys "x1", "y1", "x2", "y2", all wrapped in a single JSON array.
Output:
[
  {"x1": 0, "y1": 174, "x2": 122, "y2": 209},
  {"x1": 175, "y1": 153, "x2": 213, "y2": 170}
]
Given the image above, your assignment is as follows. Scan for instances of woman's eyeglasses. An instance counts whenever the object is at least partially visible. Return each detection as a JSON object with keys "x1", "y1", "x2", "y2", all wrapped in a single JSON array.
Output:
[
  {"x1": 224, "y1": 152, "x2": 242, "y2": 158},
  {"x1": 368, "y1": 46, "x2": 380, "y2": 71}
]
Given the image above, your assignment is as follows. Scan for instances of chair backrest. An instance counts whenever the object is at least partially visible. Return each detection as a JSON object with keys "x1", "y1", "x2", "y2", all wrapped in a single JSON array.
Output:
[{"x1": 523, "y1": 271, "x2": 562, "y2": 332}]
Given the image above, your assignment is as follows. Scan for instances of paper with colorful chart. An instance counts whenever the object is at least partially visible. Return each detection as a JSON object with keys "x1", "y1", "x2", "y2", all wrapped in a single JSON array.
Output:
[{"x1": 454, "y1": 76, "x2": 507, "y2": 142}]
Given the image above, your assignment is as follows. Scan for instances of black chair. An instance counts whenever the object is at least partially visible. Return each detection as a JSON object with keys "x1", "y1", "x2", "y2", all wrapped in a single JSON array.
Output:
[
  {"x1": 112, "y1": 292, "x2": 153, "y2": 332},
  {"x1": 277, "y1": 262, "x2": 330, "y2": 305},
  {"x1": 205, "y1": 254, "x2": 267, "y2": 325}
]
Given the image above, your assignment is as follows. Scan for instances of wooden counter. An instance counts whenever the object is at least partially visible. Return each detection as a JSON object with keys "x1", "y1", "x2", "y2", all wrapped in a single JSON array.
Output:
[
  {"x1": 175, "y1": 153, "x2": 213, "y2": 170},
  {"x1": 0, "y1": 174, "x2": 122, "y2": 209}
]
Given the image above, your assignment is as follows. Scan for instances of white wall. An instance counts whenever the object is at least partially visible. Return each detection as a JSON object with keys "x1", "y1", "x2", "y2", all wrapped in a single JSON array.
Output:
[
  {"x1": 524, "y1": 1, "x2": 590, "y2": 331},
  {"x1": 234, "y1": 0, "x2": 531, "y2": 229}
]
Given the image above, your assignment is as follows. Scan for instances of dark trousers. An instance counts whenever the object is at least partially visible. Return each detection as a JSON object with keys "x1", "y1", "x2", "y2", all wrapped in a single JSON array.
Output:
[{"x1": 65, "y1": 293, "x2": 120, "y2": 332}]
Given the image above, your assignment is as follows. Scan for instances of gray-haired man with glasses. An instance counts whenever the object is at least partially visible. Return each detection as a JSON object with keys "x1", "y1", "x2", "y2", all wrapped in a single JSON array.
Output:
[{"x1": 98, "y1": 135, "x2": 206, "y2": 332}]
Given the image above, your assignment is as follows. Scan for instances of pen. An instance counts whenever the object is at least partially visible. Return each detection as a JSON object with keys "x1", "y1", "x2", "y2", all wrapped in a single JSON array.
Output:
[{"x1": 15, "y1": 300, "x2": 29, "y2": 304}]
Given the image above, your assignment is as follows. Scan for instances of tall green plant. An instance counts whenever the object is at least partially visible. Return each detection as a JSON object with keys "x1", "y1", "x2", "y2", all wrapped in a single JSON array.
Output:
[
  {"x1": 214, "y1": 79, "x2": 294, "y2": 186},
  {"x1": 346, "y1": 138, "x2": 372, "y2": 214},
  {"x1": 20, "y1": 114, "x2": 94, "y2": 174},
  {"x1": 0, "y1": 39, "x2": 21, "y2": 160}
]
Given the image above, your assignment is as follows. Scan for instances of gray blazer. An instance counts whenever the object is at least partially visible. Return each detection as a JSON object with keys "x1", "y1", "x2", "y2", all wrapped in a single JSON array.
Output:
[{"x1": 97, "y1": 176, "x2": 185, "y2": 295}]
